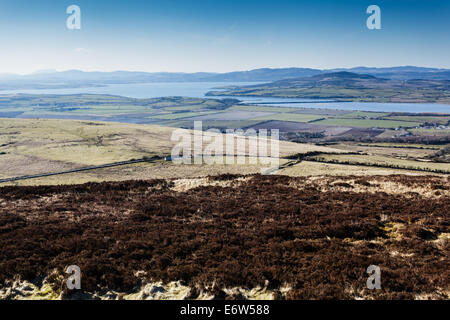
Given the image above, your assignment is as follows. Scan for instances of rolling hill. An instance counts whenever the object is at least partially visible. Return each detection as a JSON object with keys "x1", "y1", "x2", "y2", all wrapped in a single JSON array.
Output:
[
  {"x1": 1, "y1": 67, "x2": 450, "y2": 91},
  {"x1": 206, "y1": 72, "x2": 450, "y2": 103}
]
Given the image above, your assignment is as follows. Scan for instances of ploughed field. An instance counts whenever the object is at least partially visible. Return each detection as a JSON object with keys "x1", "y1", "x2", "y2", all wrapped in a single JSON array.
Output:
[{"x1": 0, "y1": 174, "x2": 448, "y2": 300}]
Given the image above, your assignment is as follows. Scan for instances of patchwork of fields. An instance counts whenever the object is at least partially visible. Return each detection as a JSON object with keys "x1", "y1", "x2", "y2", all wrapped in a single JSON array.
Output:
[{"x1": 1, "y1": 95, "x2": 449, "y2": 137}]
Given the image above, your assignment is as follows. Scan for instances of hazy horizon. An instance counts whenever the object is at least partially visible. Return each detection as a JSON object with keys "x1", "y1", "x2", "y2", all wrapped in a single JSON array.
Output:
[{"x1": 1, "y1": 65, "x2": 449, "y2": 77}]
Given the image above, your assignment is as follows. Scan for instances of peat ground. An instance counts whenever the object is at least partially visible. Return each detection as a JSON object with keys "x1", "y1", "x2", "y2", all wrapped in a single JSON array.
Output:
[{"x1": 0, "y1": 174, "x2": 448, "y2": 299}]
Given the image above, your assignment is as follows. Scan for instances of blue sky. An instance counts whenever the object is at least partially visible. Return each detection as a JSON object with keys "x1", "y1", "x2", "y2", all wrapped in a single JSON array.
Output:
[{"x1": 0, "y1": 0, "x2": 448, "y2": 74}]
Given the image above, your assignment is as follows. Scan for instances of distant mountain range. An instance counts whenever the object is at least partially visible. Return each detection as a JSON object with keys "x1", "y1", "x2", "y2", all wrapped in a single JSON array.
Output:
[
  {"x1": 206, "y1": 71, "x2": 450, "y2": 104},
  {"x1": 0, "y1": 66, "x2": 449, "y2": 91}
]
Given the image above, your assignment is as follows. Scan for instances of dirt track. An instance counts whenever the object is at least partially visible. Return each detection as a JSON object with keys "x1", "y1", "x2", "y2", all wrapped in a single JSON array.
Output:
[{"x1": 0, "y1": 174, "x2": 448, "y2": 299}]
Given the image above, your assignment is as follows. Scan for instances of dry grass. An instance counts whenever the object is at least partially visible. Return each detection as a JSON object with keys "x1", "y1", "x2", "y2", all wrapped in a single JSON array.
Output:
[
  {"x1": 332, "y1": 143, "x2": 437, "y2": 159},
  {"x1": 310, "y1": 154, "x2": 450, "y2": 173},
  {"x1": 278, "y1": 161, "x2": 443, "y2": 177},
  {"x1": 284, "y1": 174, "x2": 450, "y2": 199},
  {"x1": 1, "y1": 159, "x2": 295, "y2": 186},
  {"x1": 0, "y1": 118, "x2": 342, "y2": 181}
]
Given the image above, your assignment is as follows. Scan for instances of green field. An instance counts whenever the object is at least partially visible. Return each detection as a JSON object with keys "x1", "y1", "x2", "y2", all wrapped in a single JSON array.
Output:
[
  {"x1": 1, "y1": 94, "x2": 449, "y2": 143},
  {"x1": 309, "y1": 153, "x2": 450, "y2": 173},
  {"x1": 315, "y1": 118, "x2": 421, "y2": 128},
  {"x1": 343, "y1": 111, "x2": 390, "y2": 118},
  {"x1": 162, "y1": 120, "x2": 264, "y2": 130},
  {"x1": 410, "y1": 128, "x2": 450, "y2": 136},
  {"x1": 388, "y1": 116, "x2": 450, "y2": 124},
  {"x1": 149, "y1": 111, "x2": 221, "y2": 120},
  {"x1": 228, "y1": 105, "x2": 300, "y2": 113},
  {"x1": 0, "y1": 95, "x2": 236, "y2": 120},
  {"x1": 254, "y1": 113, "x2": 325, "y2": 122}
]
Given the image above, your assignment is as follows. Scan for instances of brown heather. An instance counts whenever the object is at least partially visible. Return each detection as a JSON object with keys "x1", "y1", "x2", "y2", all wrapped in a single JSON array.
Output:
[{"x1": 0, "y1": 175, "x2": 448, "y2": 299}]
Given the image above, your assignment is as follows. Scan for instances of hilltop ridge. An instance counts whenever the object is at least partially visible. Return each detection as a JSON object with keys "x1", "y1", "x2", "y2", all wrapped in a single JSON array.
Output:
[
  {"x1": 207, "y1": 72, "x2": 450, "y2": 103},
  {"x1": 1, "y1": 67, "x2": 450, "y2": 91}
]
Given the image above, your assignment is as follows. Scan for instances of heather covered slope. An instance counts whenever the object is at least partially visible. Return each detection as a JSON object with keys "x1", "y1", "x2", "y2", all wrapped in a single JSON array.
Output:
[{"x1": 0, "y1": 174, "x2": 448, "y2": 300}]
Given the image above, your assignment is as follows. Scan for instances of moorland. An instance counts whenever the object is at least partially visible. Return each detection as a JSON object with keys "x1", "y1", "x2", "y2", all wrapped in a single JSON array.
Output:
[
  {"x1": 0, "y1": 174, "x2": 448, "y2": 299},
  {"x1": 1, "y1": 87, "x2": 450, "y2": 185},
  {"x1": 0, "y1": 68, "x2": 449, "y2": 300}
]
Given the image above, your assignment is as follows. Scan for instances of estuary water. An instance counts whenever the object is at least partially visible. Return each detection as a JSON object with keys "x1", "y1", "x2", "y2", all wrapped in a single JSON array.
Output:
[{"x1": 1, "y1": 82, "x2": 449, "y2": 113}]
